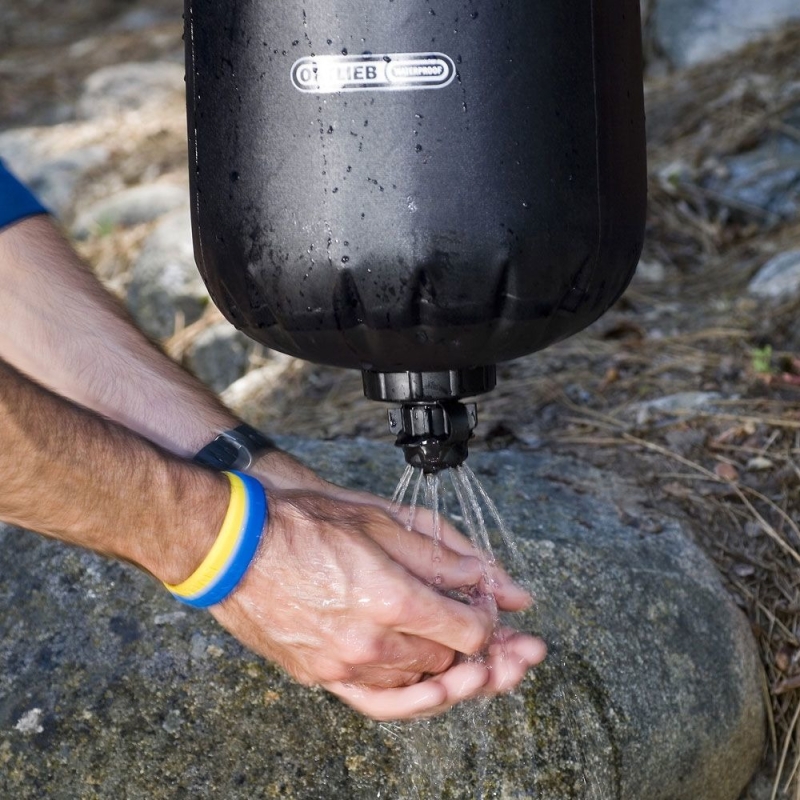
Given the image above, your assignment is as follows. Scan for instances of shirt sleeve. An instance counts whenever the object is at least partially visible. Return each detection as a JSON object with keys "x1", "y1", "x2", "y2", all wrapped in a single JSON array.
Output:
[{"x1": 0, "y1": 160, "x2": 48, "y2": 231}]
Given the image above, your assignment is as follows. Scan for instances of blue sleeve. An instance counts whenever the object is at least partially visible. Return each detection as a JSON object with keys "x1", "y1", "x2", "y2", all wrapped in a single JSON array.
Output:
[{"x1": 0, "y1": 160, "x2": 48, "y2": 230}]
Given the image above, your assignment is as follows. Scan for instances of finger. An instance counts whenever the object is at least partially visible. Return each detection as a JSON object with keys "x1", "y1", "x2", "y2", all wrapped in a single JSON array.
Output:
[
  {"x1": 326, "y1": 662, "x2": 489, "y2": 721},
  {"x1": 387, "y1": 505, "x2": 533, "y2": 610},
  {"x1": 384, "y1": 582, "x2": 496, "y2": 655},
  {"x1": 371, "y1": 512, "x2": 532, "y2": 614},
  {"x1": 483, "y1": 629, "x2": 547, "y2": 694},
  {"x1": 334, "y1": 630, "x2": 457, "y2": 681},
  {"x1": 325, "y1": 678, "x2": 449, "y2": 721},
  {"x1": 388, "y1": 503, "x2": 477, "y2": 555},
  {"x1": 332, "y1": 666, "x2": 425, "y2": 689},
  {"x1": 310, "y1": 481, "x2": 533, "y2": 608},
  {"x1": 326, "y1": 487, "x2": 478, "y2": 559},
  {"x1": 489, "y1": 575, "x2": 533, "y2": 611},
  {"x1": 420, "y1": 661, "x2": 491, "y2": 716},
  {"x1": 369, "y1": 515, "x2": 486, "y2": 589}
]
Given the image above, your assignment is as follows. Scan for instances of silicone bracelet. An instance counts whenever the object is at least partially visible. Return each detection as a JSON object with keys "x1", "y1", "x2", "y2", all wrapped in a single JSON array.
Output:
[{"x1": 164, "y1": 471, "x2": 267, "y2": 608}]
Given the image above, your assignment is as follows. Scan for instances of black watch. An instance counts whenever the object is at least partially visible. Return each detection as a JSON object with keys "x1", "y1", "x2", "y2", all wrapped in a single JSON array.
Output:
[{"x1": 193, "y1": 424, "x2": 277, "y2": 471}]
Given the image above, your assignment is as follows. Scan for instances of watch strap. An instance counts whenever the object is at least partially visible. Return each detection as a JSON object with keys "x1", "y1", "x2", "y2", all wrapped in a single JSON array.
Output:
[{"x1": 193, "y1": 424, "x2": 277, "y2": 471}]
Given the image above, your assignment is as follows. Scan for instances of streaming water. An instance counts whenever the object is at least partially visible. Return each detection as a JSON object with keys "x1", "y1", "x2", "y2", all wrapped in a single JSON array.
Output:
[{"x1": 390, "y1": 463, "x2": 615, "y2": 800}]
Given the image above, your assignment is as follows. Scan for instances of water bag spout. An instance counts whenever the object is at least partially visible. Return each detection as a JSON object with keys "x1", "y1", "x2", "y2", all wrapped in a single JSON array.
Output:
[{"x1": 363, "y1": 366, "x2": 495, "y2": 472}]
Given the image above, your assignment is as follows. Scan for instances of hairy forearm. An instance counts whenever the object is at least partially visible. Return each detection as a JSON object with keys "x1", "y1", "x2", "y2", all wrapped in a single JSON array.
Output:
[
  {"x1": 0, "y1": 215, "x2": 240, "y2": 457},
  {"x1": 0, "y1": 357, "x2": 225, "y2": 584}
]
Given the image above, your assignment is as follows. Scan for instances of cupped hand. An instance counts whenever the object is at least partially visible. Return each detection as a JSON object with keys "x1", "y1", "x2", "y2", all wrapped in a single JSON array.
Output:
[
  {"x1": 211, "y1": 490, "x2": 494, "y2": 684},
  {"x1": 250, "y1": 449, "x2": 533, "y2": 612},
  {"x1": 328, "y1": 628, "x2": 546, "y2": 720},
  {"x1": 231, "y1": 449, "x2": 547, "y2": 719}
]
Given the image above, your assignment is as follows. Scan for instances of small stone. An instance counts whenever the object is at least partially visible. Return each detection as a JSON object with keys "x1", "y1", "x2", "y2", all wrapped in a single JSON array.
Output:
[
  {"x1": 263, "y1": 690, "x2": 281, "y2": 706},
  {"x1": 748, "y1": 250, "x2": 800, "y2": 301},
  {"x1": 153, "y1": 612, "x2": 187, "y2": 626},
  {"x1": 14, "y1": 709, "x2": 43, "y2": 735},
  {"x1": 715, "y1": 462, "x2": 740, "y2": 482},
  {"x1": 730, "y1": 563, "x2": 756, "y2": 578},
  {"x1": 190, "y1": 633, "x2": 208, "y2": 660},
  {"x1": 634, "y1": 259, "x2": 666, "y2": 284},
  {"x1": 746, "y1": 456, "x2": 774, "y2": 472},
  {"x1": 744, "y1": 521, "x2": 763, "y2": 538},
  {"x1": 631, "y1": 392, "x2": 721, "y2": 426},
  {"x1": 161, "y1": 710, "x2": 183, "y2": 734},
  {"x1": 184, "y1": 322, "x2": 252, "y2": 394},
  {"x1": 705, "y1": 142, "x2": 800, "y2": 222}
]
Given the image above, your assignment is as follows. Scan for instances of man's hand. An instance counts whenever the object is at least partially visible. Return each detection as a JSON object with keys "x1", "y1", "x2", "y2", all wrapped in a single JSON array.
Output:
[
  {"x1": 0, "y1": 214, "x2": 546, "y2": 721},
  {"x1": 217, "y1": 451, "x2": 547, "y2": 720}
]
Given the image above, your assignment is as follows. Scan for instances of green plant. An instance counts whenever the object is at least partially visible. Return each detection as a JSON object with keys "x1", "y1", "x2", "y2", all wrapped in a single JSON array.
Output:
[{"x1": 751, "y1": 345, "x2": 773, "y2": 375}]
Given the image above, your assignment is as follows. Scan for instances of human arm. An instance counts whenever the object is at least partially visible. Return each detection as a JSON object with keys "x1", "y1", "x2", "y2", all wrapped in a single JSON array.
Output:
[
  {"x1": 0, "y1": 355, "x2": 222, "y2": 583},
  {"x1": 0, "y1": 212, "x2": 546, "y2": 714},
  {"x1": 0, "y1": 356, "x2": 545, "y2": 719},
  {"x1": 0, "y1": 214, "x2": 236, "y2": 458},
  {"x1": 0, "y1": 214, "x2": 355, "y2": 491}
]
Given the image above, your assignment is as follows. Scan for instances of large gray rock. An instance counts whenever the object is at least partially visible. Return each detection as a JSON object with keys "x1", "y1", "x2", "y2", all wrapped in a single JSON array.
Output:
[
  {"x1": 0, "y1": 440, "x2": 765, "y2": 799},
  {"x1": 126, "y1": 207, "x2": 209, "y2": 339},
  {"x1": 702, "y1": 135, "x2": 800, "y2": 224},
  {"x1": 651, "y1": 0, "x2": 800, "y2": 68},
  {"x1": 76, "y1": 62, "x2": 185, "y2": 120},
  {"x1": 71, "y1": 184, "x2": 187, "y2": 239}
]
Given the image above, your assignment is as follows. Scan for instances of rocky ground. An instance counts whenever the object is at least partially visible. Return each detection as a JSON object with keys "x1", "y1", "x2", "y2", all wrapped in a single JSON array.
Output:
[
  {"x1": 1, "y1": 1, "x2": 800, "y2": 797},
  {"x1": 0, "y1": 442, "x2": 766, "y2": 800}
]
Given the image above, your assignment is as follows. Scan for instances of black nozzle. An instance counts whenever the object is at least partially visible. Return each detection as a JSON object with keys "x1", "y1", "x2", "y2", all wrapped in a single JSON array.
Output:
[
  {"x1": 362, "y1": 366, "x2": 496, "y2": 404},
  {"x1": 387, "y1": 400, "x2": 478, "y2": 473},
  {"x1": 362, "y1": 367, "x2": 494, "y2": 473}
]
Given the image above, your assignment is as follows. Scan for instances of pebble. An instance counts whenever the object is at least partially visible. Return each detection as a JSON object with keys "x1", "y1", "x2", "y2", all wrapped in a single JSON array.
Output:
[
  {"x1": 14, "y1": 709, "x2": 43, "y2": 736},
  {"x1": 632, "y1": 391, "x2": 722, "y2": 427},
  {"x1": 748, "y1": 250, "x2": 800, "y2": 300},
  {"x1": 702, "y1": 132, "x2": 800, "y2": 222},
  {"x1": 634, "y1": 259, "x2": 667, "y2": 284},
  {"x1": 153, "y1": 612, "x2": 187, "y2": 626},
  {"x1": 184, "y1": 322, "x2": 253, "y2": 394}
]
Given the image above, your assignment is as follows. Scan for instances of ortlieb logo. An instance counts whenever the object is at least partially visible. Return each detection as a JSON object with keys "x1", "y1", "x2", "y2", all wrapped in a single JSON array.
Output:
[{"x1": 291, "y1": 53, "x2": 456, "y2": 93}]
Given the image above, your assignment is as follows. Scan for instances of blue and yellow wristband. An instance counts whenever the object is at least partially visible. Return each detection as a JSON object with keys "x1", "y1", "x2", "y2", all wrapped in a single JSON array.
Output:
[{"x1": 164, "y1": 471, "x2": 267, "y2": 608}]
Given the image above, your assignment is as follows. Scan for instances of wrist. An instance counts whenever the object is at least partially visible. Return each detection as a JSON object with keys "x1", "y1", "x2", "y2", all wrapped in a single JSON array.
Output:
[
  {"x1": 164, "y1": 471, "x2": 268, "y2": 607},
  {"x1": 132, "y1": 461, "x2": 230, "y2": 585},
  {"x1": 193, "y1": 423, "x2": 277, "y2": 471}
]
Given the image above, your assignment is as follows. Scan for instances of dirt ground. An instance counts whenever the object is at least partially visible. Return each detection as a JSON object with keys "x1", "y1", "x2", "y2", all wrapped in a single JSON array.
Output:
[{"x1": 2, "y1": 3, "x2": 800, "y2": 796}]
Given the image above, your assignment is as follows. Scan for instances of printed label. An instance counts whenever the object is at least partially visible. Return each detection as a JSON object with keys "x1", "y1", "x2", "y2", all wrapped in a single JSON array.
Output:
[{"x1": 291, "y1": 53, "x2": 456, "y2": 94}]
